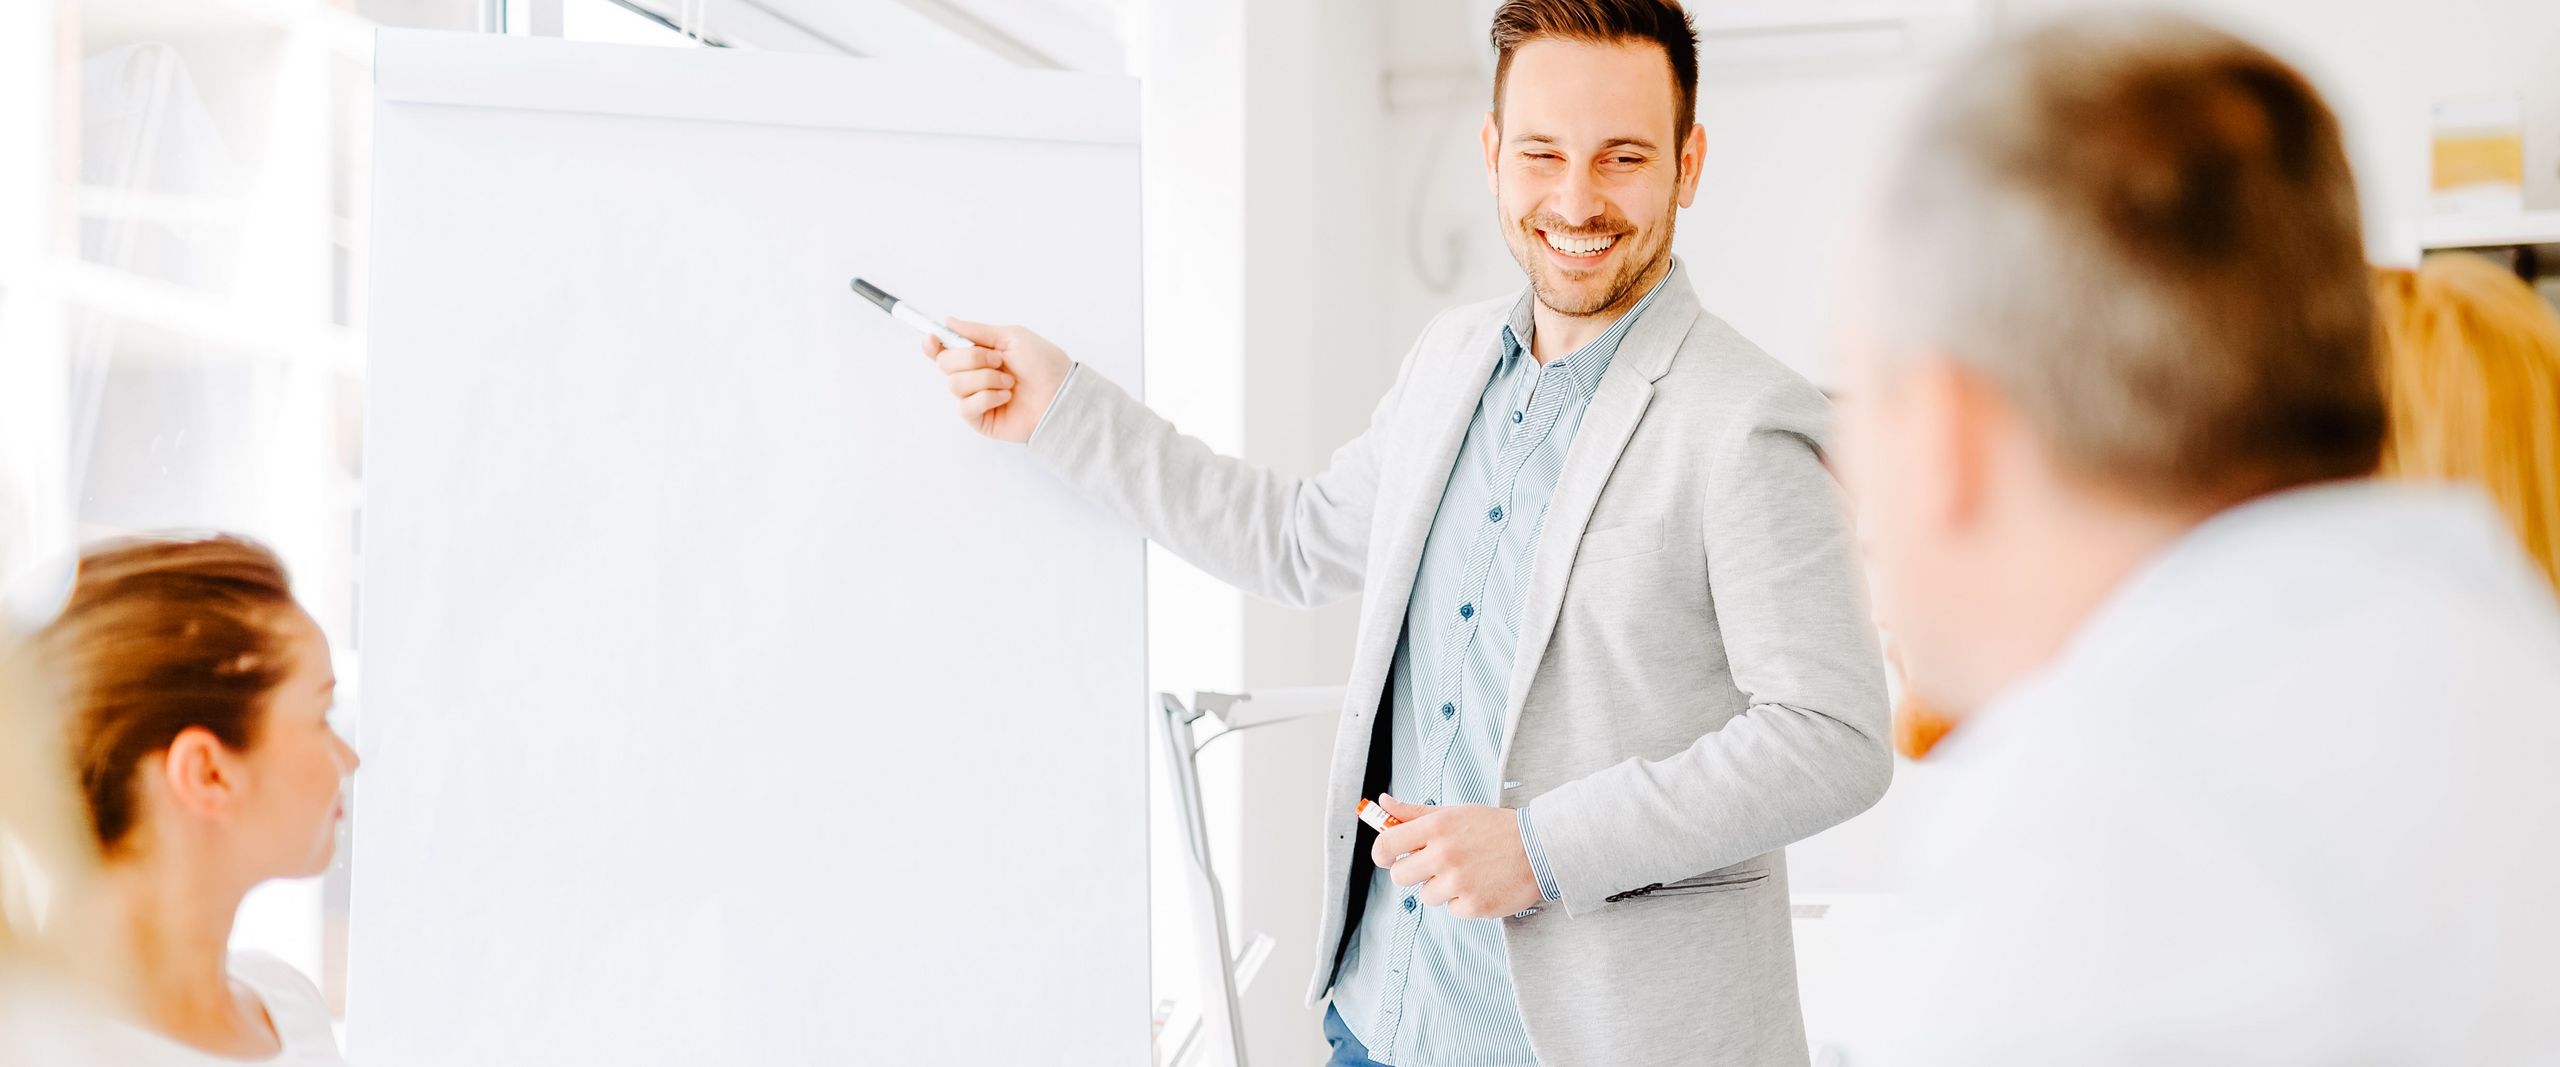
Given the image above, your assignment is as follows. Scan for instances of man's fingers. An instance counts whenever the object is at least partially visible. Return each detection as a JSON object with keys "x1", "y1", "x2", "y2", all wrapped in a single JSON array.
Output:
[
  {"x1": 958, "y1": 389, "x2": 1013, "y2": 421},
  {"x1": 1390, "y1": 851, "x2": 1444, "y2": 889},
  {"x1": 1417, "y1": 875, "x2": 1459, "y2": 908},
  {"x1": 1377, "y1": 793, "x2": 1433, "y2": 823},
  {"x1": 1371, "y1": 818, "x2": 1431, "y2": 869},
  {"x1": 943, "y1": 316, "x2": 1009, "y2": 349},
  {"x1": 946, "y1": 368, "x2": 1018, "y2": 399},
  {"x1": 937, "y1": 344, "x2": 1001, "y2": 375}
]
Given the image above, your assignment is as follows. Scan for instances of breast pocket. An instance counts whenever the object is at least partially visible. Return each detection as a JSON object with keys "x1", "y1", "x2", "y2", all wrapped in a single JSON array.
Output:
[{"x1": 1572, "y1": 519, "x2": 1663, "y2": 567}]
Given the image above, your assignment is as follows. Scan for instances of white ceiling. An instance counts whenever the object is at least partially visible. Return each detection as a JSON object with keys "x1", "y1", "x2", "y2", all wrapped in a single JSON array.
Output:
[
  {"x1": 83, "y1": 0, "x2": 1128, "y2": 72},
  {"x1": 625, "y1": 0, "x2": 1130, "y2": 71}
]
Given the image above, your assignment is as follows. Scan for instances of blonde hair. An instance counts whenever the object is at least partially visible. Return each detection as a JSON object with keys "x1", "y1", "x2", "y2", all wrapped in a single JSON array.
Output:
[
  {"x1": 2373, "y1": 254, "x2": 2560, "y2": 591},
  {"x1": 29, "y1": 536, "x2": 300, "y2": 854},
  {"x1": 1, "y1": 612, "x2": 91, "y2": 968}
]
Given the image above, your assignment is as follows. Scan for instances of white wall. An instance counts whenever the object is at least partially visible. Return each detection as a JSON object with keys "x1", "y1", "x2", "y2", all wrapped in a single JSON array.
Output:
[
  {"x1": 0, "y1": 0, "x2": 68, "y2": 596},
  {"x1": 2003, "y1": 0, "x2": 2560, "y2": 261},
  {"x1": 1230, "y1": 3, "x2": 1390, "y2": 1065},
  {"x1": 1378, "y1": 0, "x2": 1516, "y2": 354},
  {"x1": 1137, "y1": 1, "x2": 1389, "y2": 1063},
  {"x1": 1132, "y1": 0, "x2": 1248, "y2": 1058},
  {"x1": 1678, "y1": 23, "x2": 1973, "y2": 386}
]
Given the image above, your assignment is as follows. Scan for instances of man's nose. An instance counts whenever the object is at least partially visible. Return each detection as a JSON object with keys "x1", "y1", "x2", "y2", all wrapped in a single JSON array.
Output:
[{"x1": 1551, "y1": 164, "x2": 1608, "y2": 228}]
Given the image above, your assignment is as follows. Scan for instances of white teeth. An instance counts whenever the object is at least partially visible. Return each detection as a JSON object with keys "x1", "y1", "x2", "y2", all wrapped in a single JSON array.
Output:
[{"x1": 1544, "y1": 231, "x2": 1617, "y2": 255}]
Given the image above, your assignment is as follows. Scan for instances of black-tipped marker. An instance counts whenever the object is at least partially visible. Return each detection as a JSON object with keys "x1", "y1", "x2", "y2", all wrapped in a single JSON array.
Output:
[{"x1": 850, "y1": 277, "x2": 974, "y2": 349}]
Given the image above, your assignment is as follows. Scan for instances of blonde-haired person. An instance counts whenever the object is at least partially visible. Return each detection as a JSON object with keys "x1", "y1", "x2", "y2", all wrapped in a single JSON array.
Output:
[
  {"x1": 2, "y1": 624, "x2": 54, "y2": 948},
  {"x1": 2374, "y1": 253, "x2": 2560, "y2": 590},
  {"x1": 22, "y1": 535, "x2": 355, "y2": 1065},
  {"x1": 0, "y1": 602, "x2": 109, "y2": 1065}
]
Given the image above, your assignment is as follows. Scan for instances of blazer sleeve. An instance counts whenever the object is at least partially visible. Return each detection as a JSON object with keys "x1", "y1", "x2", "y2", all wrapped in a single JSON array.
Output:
[
  {"x1": 1527, "y1": 376, "x2": 1893, "y2": 915},
  {"x1": 1019, "y1": 313, "x2": 1442, "y2": 610}
]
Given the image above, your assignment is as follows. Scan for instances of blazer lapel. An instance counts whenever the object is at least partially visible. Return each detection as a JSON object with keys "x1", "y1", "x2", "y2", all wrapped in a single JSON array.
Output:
[{"x1": 1496, "y1": 268, "x2": 1704, "y2": 768}]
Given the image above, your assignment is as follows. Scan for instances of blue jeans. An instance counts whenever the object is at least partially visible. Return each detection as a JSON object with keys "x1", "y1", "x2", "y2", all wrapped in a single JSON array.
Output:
[{"x1": 1323, "y1": 1003, "x2": 1389, "y2": 1067}]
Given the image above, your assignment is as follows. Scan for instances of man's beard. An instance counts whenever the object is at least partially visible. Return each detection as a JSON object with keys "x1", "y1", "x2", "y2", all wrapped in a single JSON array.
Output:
[{"x1": 1508, "y1": 198, "x2": 1676, "y2": 318}]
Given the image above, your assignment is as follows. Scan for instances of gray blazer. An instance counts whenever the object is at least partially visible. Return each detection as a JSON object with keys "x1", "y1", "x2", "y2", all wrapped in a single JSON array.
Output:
[{"x1": 1027, "y1": 263, "x2": 1891, "y2": 1066}]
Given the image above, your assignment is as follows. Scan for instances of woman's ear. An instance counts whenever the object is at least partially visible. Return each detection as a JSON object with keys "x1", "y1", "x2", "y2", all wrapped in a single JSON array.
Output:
[{"x1": 156, "y1": 726, "x2": 240, "y2": 823}]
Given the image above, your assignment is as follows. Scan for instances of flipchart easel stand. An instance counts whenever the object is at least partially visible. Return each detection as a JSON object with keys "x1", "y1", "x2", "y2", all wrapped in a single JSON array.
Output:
[{"x1": 1155, "y1": 685, "x2": 1345, "y2": 1067}]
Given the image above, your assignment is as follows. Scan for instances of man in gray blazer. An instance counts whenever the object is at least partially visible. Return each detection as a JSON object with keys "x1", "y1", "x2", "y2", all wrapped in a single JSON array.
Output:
[{"x1": 921, "y1": 1, "x2": 1888, "y2": 1063}]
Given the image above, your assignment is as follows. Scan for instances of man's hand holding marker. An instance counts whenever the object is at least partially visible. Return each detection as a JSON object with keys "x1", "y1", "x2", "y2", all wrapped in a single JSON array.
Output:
[
  {"x1": 1356, "y1": 794, "x2": 1543, "y2": 921},
  {"x1": 848, "y1": 276, "x2": 1075, "y2": 443}
]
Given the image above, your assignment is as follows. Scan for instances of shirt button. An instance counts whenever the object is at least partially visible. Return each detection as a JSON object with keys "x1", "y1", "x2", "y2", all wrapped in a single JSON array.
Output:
[
  {"x1": 1459, "y1": 603, "x2": 1475, "y2": 620},
  {"x1": 1441, "y1": 703, "x2": 1455, "y2": 720},
  {"x1": 1510, "y1": 410, "x2": 1524, "y2": 424},
  {"x1": 1425, "y1": 797, "x2": 1437, "y2": 805},
  {"x1": 1487, "y1": 505, "x2": 1504, "y2": 523},
  {"x1": 1402, "y1": 896, "x2": 1418, "y2": 913}
]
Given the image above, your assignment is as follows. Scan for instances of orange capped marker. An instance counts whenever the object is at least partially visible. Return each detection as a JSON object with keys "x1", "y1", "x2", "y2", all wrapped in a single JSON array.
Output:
[{"x1": 1355, "y1": 797, "x2": 1402, "y2": 832}]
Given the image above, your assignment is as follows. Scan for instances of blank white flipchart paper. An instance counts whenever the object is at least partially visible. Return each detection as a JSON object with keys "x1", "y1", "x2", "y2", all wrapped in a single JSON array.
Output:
[{"x1": 356, "y1": 32, "x2": 1147, "y2": 1066}]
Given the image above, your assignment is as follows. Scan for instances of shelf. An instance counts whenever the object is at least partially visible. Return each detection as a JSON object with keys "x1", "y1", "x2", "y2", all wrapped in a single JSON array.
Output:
[{"x1": 2417, "y1": 209, "x2": 2560, "y2": 251}]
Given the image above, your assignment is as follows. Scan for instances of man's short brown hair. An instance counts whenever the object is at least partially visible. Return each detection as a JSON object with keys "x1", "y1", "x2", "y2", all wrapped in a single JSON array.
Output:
[
  {"x1": 1491, "y1": 0, "x2": 1701, "y2": 136},
  {"x1": 1875, "y1": 11, "x2": 2384, "y2": 505}
]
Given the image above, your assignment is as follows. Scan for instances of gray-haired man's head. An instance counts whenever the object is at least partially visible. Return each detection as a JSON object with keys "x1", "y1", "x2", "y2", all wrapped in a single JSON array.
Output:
[{"x1": 1834, "y1": 10, "x2": 2385, "y2": 711}]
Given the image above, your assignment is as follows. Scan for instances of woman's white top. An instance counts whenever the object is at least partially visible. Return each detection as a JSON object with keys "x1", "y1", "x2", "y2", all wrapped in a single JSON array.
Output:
[{"x1": 2, "y1": 952, "x2": 347, "y2": 1066}]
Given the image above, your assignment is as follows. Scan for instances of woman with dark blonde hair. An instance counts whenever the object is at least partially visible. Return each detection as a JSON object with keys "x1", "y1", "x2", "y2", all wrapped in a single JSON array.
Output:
[
  {"x1": 2373, "y1": 253, "x2": 2560, "y2": 590},
  {"x1": 18, "y1": 535, "x2": 355, "y2": 1064},
  {"x1": 0, "y1": 602, "x2": 102, "y2": 1065}
]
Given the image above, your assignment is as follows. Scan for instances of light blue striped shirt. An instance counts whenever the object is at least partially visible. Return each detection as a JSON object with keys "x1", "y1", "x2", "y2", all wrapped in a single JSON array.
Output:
[{"x1": 1330, "y1": 272, "x2": 1669, "y2": 1066}]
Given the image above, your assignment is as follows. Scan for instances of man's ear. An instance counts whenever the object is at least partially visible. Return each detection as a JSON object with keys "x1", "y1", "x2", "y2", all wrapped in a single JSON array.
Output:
[
  {"x1": 157, "y1": 726, "x2": 240, "y2": 823},
  {"x1": 1908, "y1": 357, "x2": 1999, "y2": 535},
  {"x1": 1676, "y1": 122, "x2": 1707, "y2": 208},
  {"x1": 1480, "y1": 110, "x2": 1501, "y2": 196}
]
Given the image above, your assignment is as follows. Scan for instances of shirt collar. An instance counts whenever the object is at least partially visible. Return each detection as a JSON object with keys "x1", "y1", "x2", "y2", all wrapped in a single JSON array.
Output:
[
  {"x1": 1498, "y1": 259, "x2": 1679, "y2": 401},
  {"x1": 1952, "y1": 480, "x2": 2519, "y2": 760}
]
